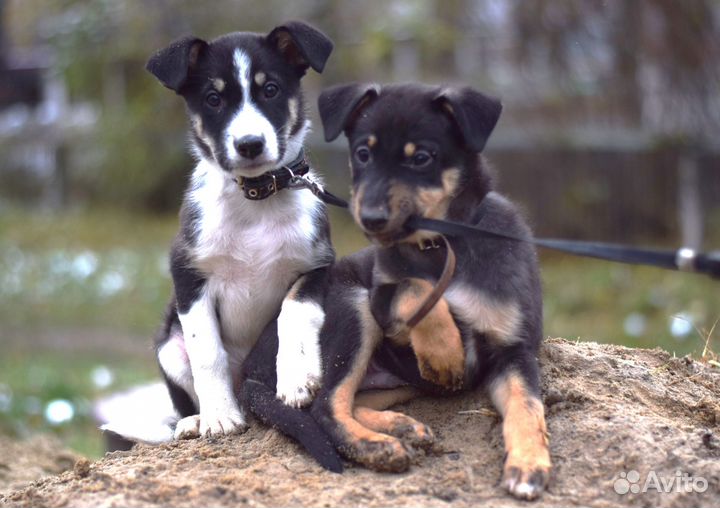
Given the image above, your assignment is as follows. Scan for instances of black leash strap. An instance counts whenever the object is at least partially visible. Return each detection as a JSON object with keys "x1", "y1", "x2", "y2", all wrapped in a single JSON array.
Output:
[
  {"x1": 305, "y1": 188, "x2": 719, "y2": 280},
  {"x1": 408, "y1": 216, "x2": 720, "y2": 280},
  {"x1": 287, "y1": 175, "x2": 352, "y2": 208}
]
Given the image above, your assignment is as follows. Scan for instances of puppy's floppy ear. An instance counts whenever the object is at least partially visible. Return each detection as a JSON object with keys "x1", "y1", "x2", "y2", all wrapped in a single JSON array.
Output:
[
  {"x1": 146, "y1": 36, "x2": 208, "y2": 93},
  {"x1": 433, "y1": 87, "x2": 502, "y2": 153},
  {"x1": 267, "y1": 21, "x2": 334, "y2": 73},
  {"x1": 318, "y1": 83, "x2": 380, "y2": 142}
]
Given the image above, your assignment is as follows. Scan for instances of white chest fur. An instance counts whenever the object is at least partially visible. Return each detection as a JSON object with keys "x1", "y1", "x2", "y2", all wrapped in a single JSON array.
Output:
[{"x1": 188, "y1": 160, "x2": 326, "y2": 361}]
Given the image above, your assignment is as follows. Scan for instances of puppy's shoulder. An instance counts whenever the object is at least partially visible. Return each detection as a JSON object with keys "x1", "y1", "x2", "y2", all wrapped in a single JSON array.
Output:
[
  {"x1": 330, "y1": 247, "x2": 376, "y2": 289},
  {"x1": 475, "y1": 191, "x2": 532, "y2": 238}
]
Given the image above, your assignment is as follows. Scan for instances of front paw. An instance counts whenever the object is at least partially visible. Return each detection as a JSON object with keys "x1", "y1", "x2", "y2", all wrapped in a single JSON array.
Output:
[
  {"x1": 277, "y1": 373, "x2": 321, "y2": 408},
  {"x1": 276, "y1": 356, "x2": 322, "y2": 408},
  {"x1": 414, "y1": 332, "x2": 465, "y2": 390},
  {"x1": 174, "y1": 407, "x2": 248, "y2": 440},
  {"x1": 200, "y1": 407, "x2": 248, "y2": 437},
  {"x1": 174, "y1": 414, "x2": 201, "y2": 440},
  {"x1": 502, "y1": 451, "x2": 551, "y2": 500}
]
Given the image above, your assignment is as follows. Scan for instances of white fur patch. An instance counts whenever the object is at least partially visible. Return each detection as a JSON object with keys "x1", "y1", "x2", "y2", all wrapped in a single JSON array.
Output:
[
  {"x1": 188, "y1": 161, "x2": 327, "y2": 352},
  {"x1": 156, "y1": 330, "x2": 197, "y2": 402},
  {"x1": 224, "y1": 49, "x2": 279, "y2": 168},
  {"x1": 287, "y1": 98, "x2": 299, "y2": 131},
  {"x1": 97, "y1": 382, "x2": 177, "y2": 444},
  {"x1": 445, "y1": 284, "x2": 522, "y2": 346},
  {"x1": 276, "y1": 298, "x2": 325, "y2": 408},
  {"x1": 177, "y1": 157, "x2": 329, "y2": 431},
  {"x1": 177, "y1": 288, "x2": 247, "y2": 437}
]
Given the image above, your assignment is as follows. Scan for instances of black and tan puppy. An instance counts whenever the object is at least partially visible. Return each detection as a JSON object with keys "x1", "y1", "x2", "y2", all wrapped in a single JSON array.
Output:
[{"x1": 242, "y1": 83, "x2": 551, "y2": 500}]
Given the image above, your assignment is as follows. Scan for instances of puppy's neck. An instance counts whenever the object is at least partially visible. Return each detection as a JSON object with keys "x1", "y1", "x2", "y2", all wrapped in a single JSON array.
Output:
[{"x1": 446, "y1": 156, "x2": 494, "y2": 224}]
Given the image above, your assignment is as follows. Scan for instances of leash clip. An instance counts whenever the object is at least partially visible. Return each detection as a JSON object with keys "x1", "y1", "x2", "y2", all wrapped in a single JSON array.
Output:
[
  {"x1": 676, "y1": 247, "x2": 697, "y2": 272},
  {"x1": 287, "y1": 173, "x2": 326, "y2": 199}
]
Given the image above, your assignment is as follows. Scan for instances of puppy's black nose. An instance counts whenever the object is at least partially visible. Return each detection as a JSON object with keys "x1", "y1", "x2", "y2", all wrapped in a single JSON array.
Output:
[
  {"x1": 360, "y1": 211, "x2": 389, "y2": 232},
  {"x1": 235, "y1": 135, "x2": 265, "y2": 159}
]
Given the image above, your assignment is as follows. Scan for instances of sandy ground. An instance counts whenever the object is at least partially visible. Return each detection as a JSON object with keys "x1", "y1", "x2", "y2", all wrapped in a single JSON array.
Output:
[
  {"x1": 1, "y1": 338, "x2": 719, "y2": 507},
  {"x1": 0, "y1": 435, "x2": 80, "y2": 496}
]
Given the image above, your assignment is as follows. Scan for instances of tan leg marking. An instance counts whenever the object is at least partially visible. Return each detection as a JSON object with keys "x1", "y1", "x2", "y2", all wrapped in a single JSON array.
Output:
[
  {"x1": 353, "y1": 406, "x2": 434, "y2": 450},
  {"x1": 330, "y1": 291, "x2": 410, "y2": 472},
  {"x1": 354, "y1": 387, "x2": 420, "y2": 411},
  {"x1": 392, "y1": 278, "x2": 465, "y2": 390},
  {"x1": 490, "y1": 372, "x2": 551, "y2": 500}
]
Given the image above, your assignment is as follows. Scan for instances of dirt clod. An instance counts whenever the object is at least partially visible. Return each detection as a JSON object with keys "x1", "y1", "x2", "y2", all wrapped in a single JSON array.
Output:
[
  {"x1": 73, "y1": 459, "x2": 91, "y2": 479},
  {"x1": 1, "y1": 338, "x2": 719, "y2": 507}
]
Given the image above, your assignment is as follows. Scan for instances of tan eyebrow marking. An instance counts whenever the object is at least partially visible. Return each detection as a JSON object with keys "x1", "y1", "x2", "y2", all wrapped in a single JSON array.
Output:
[
  {"x1": 254, "y1": 72, "x2": 266, "y2": 86},
  {"x1": 212, "y1": 78, "x2": 225, "y2": 92},
  {"x1": 368, "y1": 135, "x2": 377, "y2": 148},
  {"x1": 404, "y1": 142, "x2": 416, "y2": 157}
]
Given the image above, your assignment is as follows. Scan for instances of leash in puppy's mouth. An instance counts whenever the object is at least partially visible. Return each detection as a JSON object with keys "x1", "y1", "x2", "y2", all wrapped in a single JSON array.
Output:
[{"x1": 293, "y1": 187, "x2": 719, "y2": 280}]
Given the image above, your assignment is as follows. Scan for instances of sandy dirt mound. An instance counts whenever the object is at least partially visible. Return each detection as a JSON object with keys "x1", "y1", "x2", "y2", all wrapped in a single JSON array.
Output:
[
  {"x1": 2, "y1": 338, "x2": 719, "y2": 507},
  {"x1": 0, "y1": 435, "x2": 80, "y2": 496}
]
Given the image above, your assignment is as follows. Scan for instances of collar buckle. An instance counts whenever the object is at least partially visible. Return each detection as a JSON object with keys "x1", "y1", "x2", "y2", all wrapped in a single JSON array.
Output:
[{"x1": 268, "y1": 173, "x2": 278, "y2": 196}]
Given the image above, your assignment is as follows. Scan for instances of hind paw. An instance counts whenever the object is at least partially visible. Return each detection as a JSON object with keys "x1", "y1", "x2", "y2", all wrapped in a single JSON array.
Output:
[
  {"x1": 349, "y1": 437, "x2": 410, "y2": 473},
  {"x1": 388, "y1": 418, "x2": 435, "y2": 451}
]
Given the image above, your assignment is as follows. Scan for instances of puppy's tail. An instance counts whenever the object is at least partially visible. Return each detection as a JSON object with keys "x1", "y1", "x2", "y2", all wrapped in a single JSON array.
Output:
[{"x1": 241, "y1": 378, "x2": 343, "y2": 473}]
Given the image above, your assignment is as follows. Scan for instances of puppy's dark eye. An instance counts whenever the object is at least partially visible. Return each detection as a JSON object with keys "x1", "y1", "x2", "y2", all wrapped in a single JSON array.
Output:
[
  {"x1": 355, "y1": 146, "x2": 371, "y2": 164},
  {"x1": 263, "y1": 82, "x2": 279, "y2": 99},
  {"x1": 411, "y1": 149, "x2": 433, "y2": 168},
  {"x1": 205, "y1": 91, "x2": 221, "y2": 108}
]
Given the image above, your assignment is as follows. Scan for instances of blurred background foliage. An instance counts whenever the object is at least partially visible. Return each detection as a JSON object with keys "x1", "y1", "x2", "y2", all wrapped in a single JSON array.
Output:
[{"x1": 0, "y1": 0, "x2": 718, "y2": 456}]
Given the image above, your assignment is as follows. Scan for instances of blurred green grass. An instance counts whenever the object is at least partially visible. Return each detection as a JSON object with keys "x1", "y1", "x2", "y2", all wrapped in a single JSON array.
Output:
[
  {"x1": 0, "y1": 208, "x2": 176, "y2": 333},
  {"x1": 0, "y1": 346, "x2": 157, "y2": 457},
  {"x1": 0, "y1": 207, "x2": 717, "y2": 457}
]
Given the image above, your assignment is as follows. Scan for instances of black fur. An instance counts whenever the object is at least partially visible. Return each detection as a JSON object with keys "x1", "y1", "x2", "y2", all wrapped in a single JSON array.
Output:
[
  {"x1": 317, "y1": 83, "x2": 379, "y2": 142},
  {"x1": 241, "y1": 321, "x2": 343, "y2": 473},
  {"x1": 267, "y1": 21, "x2": 334, "y2": 74}
]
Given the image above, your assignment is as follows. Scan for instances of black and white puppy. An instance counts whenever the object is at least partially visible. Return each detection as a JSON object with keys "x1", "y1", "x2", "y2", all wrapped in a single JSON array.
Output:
[
  {"x1": 243, "y1": 83, "x2": 551, "y2": 500},
  {"x1": 142, "y1": 22, "x2": 335, "y2": 440}
]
